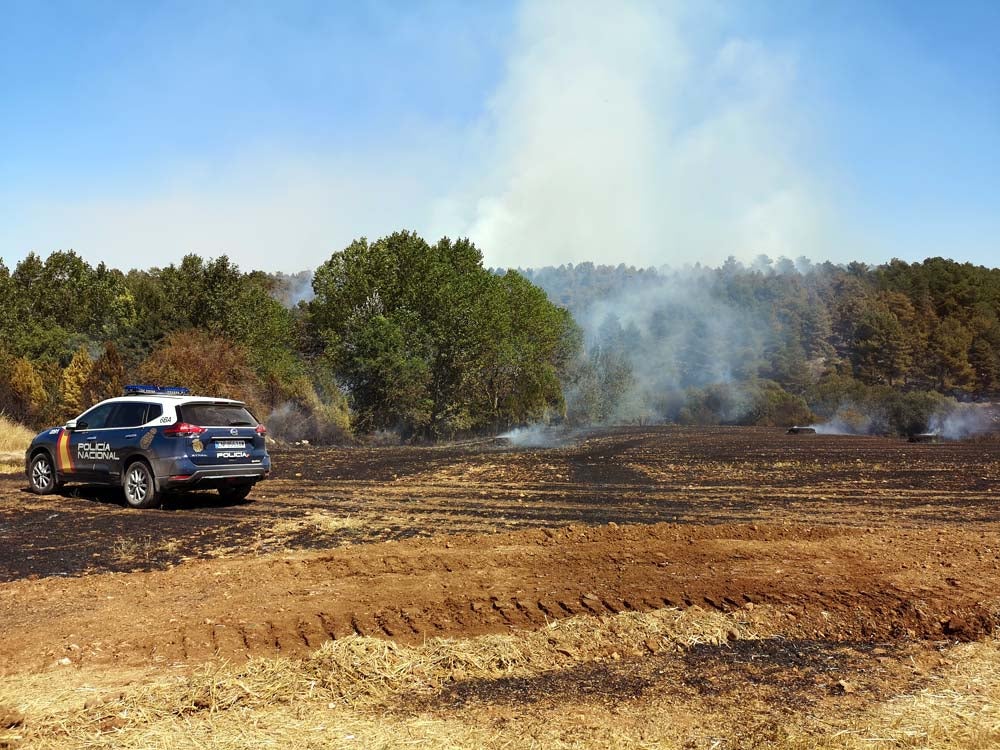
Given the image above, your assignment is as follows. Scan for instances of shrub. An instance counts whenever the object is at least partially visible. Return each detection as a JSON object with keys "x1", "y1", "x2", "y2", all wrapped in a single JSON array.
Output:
[
  {"x1": 738, "y1": 380, "x2": 815, "y2": 427},
  {"x1": 136, "y1": 330, "x2": 265, "y2": 415},
  {"x1": 265, "y1": 376, "x2": 352, "y2": 445},
  {"x1": 676, "y1": 384, "x2": 743, "y2": 425}
]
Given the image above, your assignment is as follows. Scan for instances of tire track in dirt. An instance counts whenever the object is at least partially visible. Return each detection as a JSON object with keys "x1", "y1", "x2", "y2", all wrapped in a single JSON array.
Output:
[{"x1": 2, "y1": 521, "x2": 999, "y2": 673}]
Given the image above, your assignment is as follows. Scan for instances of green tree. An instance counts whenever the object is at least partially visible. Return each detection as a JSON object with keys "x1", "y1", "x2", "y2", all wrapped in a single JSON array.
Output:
[
  {"x1": 851, "y1": 303, "x2": 911, "y2": 386},
  {"x1": 927, "y1": 317, "x2": 975, "y2": 391},
  {"x1": 310, "y1": 231, "x2": 577, "y2": 436},
  {"x1": 336, "y1": 310, "x2": 432, "y2": 433}
]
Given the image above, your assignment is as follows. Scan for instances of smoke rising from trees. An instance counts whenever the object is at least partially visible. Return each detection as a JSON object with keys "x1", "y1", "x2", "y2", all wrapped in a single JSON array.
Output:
[{"x1": 525, "y1": 258, "x2": 1000, "y2": 435}]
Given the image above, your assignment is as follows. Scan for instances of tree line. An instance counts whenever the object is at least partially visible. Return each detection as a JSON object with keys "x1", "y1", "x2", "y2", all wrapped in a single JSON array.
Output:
[
  {"x1": 1, "y1": 238, "x2": 997, "y2": 440},
  {"x1": 0, "y1": 232, "x2": 574, "y2": 439},
  {"x1": 524, "y1": 256, "x2": 1000, "y2": 433}
]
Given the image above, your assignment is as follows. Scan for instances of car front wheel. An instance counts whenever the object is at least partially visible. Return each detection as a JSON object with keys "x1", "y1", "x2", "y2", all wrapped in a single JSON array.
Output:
[
  {"x1": 29, "y1": 453, "x2": 58, "y2": 495},
  {"x1": 123, "y1": 461, "x2": 160, "y2": 509}
]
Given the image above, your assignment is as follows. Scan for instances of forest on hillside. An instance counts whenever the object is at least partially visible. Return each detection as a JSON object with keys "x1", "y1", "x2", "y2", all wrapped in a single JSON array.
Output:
[{"x1": 1, "y1": 233, "x2": 998, "y2": 441}]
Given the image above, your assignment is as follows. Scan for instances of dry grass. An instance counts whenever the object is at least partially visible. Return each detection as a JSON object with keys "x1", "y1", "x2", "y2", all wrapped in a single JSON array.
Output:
[
  {"x1": 0, "y1": 414, "x2": 34, "y2": 472},
  {"x1": 201, "y1": 512, "x2": 367, "y2": 559},
  {"x1": 0, "y1": 414, "x2": 34, "y2": 453},
  {"x1": 228, "y1": 512, "x2": 368, "y2": 557}
]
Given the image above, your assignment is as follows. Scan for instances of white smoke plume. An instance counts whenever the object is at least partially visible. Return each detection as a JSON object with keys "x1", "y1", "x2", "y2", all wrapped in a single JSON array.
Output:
[
  {"x1": 530, "y1": 263, "x2": 794, "y2": 426},
  {"x1": 929, "y1": 403, "x2": 999, "y2": 441},
  {"x1": 451, "y1": 0, "x2": 839, "y2": 269},
  {"x1": 812, "y1": 404, "x2": 883, "y2": 435},
  {"x1": 498, "y1": 425, "x2": 572, "y2": 448},
  {"x1": 813, "y1": 416, "x2": 875, "y2": 436},
  {"x1": 288, "y1": 272, "x2": 315, "y2": 306},
  {"x1": 269, "y1": 270, "x2": 315, "y2": 307}
]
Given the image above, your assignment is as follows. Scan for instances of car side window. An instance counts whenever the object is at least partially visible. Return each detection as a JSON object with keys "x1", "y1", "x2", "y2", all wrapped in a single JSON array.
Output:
[
  {"x1": 108, "y1": 402, "x2": 151, "y2": 428},
  {"x1": 143, "y1": 404, "x2": 163, "y2": 424},
  {"x1": 78, "y1": 404, "x2": 115, "y2": 430}
]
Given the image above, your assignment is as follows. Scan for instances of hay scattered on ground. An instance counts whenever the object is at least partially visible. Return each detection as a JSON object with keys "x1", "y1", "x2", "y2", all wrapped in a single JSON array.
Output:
[
  {"x1": 8, "y1": 607, "x2": 1000, "y2": 749},
  {"x1": 785, "y1": 637, "x2": 1000, "y2": 750},
  {"x1": 268, "y1": 511, "x2": 366, "y2": 538},
  {"x1": 5, "y1": 606, "x2": 767, "y2": 748}
]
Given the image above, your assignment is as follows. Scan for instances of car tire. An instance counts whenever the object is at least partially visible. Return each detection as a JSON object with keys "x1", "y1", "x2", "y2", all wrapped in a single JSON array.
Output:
[
  {"x1": 122, "y1": 460, "x2": 160, "y2": 509},
  {"x1": 28, "y1": 452, "x2": 58, "y2": 495},
  {"x1": 218, "y1": 485, "x2": 253, "y2": 502}
]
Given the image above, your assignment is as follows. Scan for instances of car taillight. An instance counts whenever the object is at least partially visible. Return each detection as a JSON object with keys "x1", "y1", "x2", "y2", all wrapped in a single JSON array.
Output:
[
  {"x1": 163, "y1": 422, "x2": 206, "y2": 437},
  {"x1": 255, "y1": 424, "x2": 267, "y2": 436}
]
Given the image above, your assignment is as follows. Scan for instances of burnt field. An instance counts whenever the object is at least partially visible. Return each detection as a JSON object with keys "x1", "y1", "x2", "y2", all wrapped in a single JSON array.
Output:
[
  {"x1": 1, "y1": 426, "x2": 999, "y2": 749},
  {"x1": 2, "y1": 426, "x2": 998, "y2": 583}
]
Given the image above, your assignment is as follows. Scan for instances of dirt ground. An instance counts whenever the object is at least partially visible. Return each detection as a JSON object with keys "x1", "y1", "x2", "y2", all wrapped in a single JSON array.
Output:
[{"x1": 1, "y1": 426, "x2": 999, "y2": 748}]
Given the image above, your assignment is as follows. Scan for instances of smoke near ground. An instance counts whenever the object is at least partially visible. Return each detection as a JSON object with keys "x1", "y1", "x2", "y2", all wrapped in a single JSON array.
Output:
[
  {"x1": 268, "y1": 270, "x2": 314, "y2": 307},
  {"x1": 810, "y1": 401, "x2": 999, "y2": 440},
  {"x1": 266, "y1": 401, "x2": 350, "y2": 445},
  {"x1": 929, "y1": 403, "x2": 999, "y2": 441},
  {"x1": 525, "y1": 263, "x2": 814, "y2": 428},
  {"x1": 811, "y1": 406, "x2": 878, "y2": 436},
  {"x1": 498, "y1": 425, "x2": 574, "y2": 448},
  {"x1": 524, "y1": 261, "x2": 1000, "y2": 438}
]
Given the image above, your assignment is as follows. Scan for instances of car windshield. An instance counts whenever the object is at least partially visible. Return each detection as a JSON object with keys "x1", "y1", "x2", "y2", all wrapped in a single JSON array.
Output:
[{"x1": 180, "y1": 403, "x2": 258, "y2": 427}]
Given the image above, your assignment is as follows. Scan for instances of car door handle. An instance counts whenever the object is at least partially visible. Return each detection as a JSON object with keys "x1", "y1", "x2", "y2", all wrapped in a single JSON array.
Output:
[
  {"x1": 85, "y1": 435, "x2": 97, "y2": 440},
  {"x1": 125, "y1": 434, "x2": 137, "y2": 439}
]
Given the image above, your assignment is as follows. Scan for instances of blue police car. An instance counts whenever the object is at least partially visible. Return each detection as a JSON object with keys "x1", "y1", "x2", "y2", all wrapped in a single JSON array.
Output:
[{"x1": 25, "y1": 385, "x2": 271, "y2": 508}]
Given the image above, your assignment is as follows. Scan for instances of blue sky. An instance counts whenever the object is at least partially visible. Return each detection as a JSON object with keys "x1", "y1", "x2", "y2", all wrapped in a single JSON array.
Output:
[{"x1": 1, "y1": 0, "x2": 997, "y2": 271}]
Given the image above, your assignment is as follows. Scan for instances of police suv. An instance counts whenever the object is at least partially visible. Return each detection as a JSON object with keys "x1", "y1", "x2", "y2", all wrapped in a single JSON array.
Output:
[{"x1": 25, "y1": 385, "x2": 271, "y2": 508}]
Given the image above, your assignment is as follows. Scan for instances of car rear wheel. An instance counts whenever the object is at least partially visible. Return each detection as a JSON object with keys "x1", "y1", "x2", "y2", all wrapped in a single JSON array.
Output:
[
  {"x1": 29, "y1": 453, "x2": 58, "y2": 495},
  {"x1": 218, "y1": 484, "x2": 253, "y2": 502},
  {"x1": 123, "y1": 461, "x2": 160, "y2": 509}
]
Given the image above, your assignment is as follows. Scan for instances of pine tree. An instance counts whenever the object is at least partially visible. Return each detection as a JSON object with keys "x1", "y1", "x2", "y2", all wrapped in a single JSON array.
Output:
[
  {"x1": 61, "y1": 345, "x2": 94, "y2": 415},
  {"x1": 83, "y1": 342, "x2": 126, "y2": 404}
]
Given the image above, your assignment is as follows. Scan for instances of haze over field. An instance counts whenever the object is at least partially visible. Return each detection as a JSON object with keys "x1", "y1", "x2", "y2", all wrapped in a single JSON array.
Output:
[{"x1": 1, "y1": 0, "x2": 997, "y2": 271}]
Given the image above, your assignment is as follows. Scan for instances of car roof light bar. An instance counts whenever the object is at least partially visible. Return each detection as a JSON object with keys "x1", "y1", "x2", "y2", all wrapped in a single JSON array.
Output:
[{"x1": 124, "y1": 384, "x2": 191, "y2": 395}]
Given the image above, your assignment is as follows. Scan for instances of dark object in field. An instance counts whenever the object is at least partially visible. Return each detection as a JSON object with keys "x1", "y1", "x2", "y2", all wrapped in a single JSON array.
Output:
[
  {"x1": 908, "y1": 433, "x2": 940, "y2": 443},
  {"x1": 787, "y1": 426, "x2": 817, "y2": 435}
]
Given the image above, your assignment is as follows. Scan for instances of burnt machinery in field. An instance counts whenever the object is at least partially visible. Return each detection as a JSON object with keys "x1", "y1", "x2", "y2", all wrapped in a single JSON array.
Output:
[{"x1": 786, "y1": 426, "x2": 817, "y2": 435}]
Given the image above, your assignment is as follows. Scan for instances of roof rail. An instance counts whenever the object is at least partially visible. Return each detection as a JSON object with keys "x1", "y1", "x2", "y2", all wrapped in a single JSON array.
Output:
[{"x1": 124, "y1": 384, "x2": 191, "y2": 396}]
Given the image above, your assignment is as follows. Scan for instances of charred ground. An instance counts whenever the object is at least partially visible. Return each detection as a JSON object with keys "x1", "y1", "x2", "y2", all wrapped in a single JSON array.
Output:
[
  {"x1": 1, "y1": 426, "x2": 998, "y2": 582},
  {"x1": 1, "y1": 426, "x2": 999, "y2": 749}
]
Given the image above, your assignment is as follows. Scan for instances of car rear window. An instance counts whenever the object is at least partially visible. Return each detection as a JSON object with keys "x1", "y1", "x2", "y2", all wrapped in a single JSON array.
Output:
[{"x1": 179, "y1": 403, "x2": 258, "y2": 427}]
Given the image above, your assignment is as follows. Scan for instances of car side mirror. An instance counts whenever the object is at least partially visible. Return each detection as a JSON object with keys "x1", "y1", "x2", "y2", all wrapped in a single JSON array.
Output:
[{"x1": 66, "y1": 419, "x2": 80, "y2": 430}]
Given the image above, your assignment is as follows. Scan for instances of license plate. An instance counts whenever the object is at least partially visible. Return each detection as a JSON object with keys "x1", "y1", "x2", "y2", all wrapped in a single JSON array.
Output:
[{"x1": 215, "y1": 440, "x2": 246, "y2": 449}]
